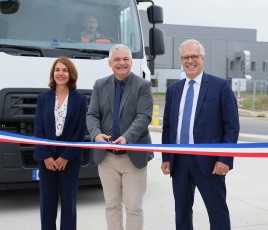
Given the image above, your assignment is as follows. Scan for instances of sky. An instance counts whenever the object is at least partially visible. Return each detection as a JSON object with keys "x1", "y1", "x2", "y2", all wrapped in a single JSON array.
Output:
[{"x1": 138, "y1": 0, "x2": 268, "y2": 42}]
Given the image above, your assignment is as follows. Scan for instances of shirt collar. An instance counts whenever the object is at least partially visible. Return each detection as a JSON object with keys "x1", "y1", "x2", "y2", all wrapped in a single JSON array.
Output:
[
  {"x1": 185, "y1": 71, "x2": 203, "y2": 85},
  {"x1": 114, "y1": 75, "x2": 129, "y2": 86}
]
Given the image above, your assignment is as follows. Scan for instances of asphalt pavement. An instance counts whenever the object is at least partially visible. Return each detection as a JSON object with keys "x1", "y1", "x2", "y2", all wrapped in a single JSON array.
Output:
[
  {"x1": 145, "y1": 132, "x2": 268, "y2": 230},
  {"x1": 1, "y1": 100, "x2": 268, "y2": 229},
  {"x1": 148, "y1": 101, "x2": 268, "y2": 229},
  {"x1": 1, "y1": 131, "x2": 268, "y2": 229}
]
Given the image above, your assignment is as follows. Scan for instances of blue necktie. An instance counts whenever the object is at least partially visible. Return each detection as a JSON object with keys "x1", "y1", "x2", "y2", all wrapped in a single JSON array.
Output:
[
  {"x1": 112, "y1": 81, "x2": 123, "y2": 141},
  {"x1": 180, "y1": 80, "x2": 195, "y2": 144}
]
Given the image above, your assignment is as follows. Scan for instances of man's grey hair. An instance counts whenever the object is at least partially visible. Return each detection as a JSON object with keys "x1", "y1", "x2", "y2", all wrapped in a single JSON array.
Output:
[
  {"x1": 179, "y1": 39, "x2": 205, "y2": 56},
  {"x1": 109, "y1": 44, "x2": 132, "y2": 60}
]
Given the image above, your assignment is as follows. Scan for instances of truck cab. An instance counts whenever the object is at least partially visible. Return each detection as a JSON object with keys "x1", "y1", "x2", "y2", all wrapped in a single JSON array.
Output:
[{"x1": 0, "y1": 0, "x2": 164, "y2": 190}]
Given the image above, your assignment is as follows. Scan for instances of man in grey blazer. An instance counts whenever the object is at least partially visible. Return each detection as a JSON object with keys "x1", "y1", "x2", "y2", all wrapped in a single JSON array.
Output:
[{"x1": 87, "y1": 44, "x2": 153, "y2": 230}]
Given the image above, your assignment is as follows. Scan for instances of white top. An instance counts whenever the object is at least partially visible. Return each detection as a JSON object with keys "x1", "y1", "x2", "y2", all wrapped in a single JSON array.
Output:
[
  {"x1": 176, "y1": 72, "x2": 203, "y2": 144},
  {"x1": 54, "y1": 94, "x2": 69, "y2": 137}
]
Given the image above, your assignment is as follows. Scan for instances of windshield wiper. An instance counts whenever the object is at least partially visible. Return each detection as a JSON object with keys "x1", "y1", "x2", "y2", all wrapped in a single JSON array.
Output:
[
  {"x1": 0, "y1": 44, "x2": 46, "y2": 57},
  {"x1": 55, "y1": 47, "x2": 109, "y2": 58},
  {"x1": 78, "y1": 49, "x2": 109, "y2": 55}
]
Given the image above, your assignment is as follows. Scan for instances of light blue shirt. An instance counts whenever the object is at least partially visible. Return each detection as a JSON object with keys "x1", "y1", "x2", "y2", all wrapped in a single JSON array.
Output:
[{"x1": 176, "y1": 72, "x2": 203, "y2": 144}]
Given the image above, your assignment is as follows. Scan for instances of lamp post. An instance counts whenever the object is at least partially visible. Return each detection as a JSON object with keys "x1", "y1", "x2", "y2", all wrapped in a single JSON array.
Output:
[
  {"x1": 265, "y1": 59, "x2": 268, "y2": 95},
  {"x1": 252, "y1": 80, "x2": 256, "y2": 111}
]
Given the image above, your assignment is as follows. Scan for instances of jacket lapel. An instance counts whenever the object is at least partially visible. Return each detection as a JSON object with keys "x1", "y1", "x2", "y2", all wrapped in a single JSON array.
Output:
[
  {"x1": 49, "y1": 90, "x2": 56, "y2": 132},
  {"x1": 195, "y1": 72, "x2": 209, "y2": 122},
  {"x1": 64, "y1": 90, "x2": 75, "y2": 132},
  {"x1": 172, "y1": 80, "x2": 185, "y2": 130},
  {"x1": 108, "y1": 75, "x2": 115, "y2": 115},
  {"x1": 119, "y1": 73, "x2": 133, "y2": 115}
]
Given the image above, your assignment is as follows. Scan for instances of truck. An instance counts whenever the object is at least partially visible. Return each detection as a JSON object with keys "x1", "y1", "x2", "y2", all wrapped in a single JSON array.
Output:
[{"x1": 0, "y1": 0, "x2": 164, "y2": 190}]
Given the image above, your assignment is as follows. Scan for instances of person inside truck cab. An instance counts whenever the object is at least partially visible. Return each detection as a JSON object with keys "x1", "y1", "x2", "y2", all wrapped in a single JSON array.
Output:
[{"x1": 80, "y1": 15, "x2": 111, "y2": 43}]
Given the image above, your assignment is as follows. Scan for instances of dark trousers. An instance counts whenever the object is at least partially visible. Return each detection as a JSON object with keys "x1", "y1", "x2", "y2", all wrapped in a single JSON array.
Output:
[
  {"x1": 38, "y1": 162, "x2": 80, "y2": 230},
  {"x1": 172, "y1": 155, "x2": 230, "y2": 230}
]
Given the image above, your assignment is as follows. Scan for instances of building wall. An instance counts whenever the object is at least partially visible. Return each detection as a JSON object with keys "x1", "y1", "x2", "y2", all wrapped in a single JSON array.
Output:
[
  {"x1": 152, "y1": 68, "x2": 180, "y2": 93},
  {"x1": 139, "y1": 10, "x2": 268, "y2": 92}
]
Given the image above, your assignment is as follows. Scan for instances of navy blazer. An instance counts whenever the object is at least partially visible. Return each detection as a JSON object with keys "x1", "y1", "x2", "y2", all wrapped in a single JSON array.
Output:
[
  {"x1": 34, "y1": 89, "x2": 87, "y2": 163},
  {"x1": 162, "y1": 72, "x2": 240, "y2": 175}
]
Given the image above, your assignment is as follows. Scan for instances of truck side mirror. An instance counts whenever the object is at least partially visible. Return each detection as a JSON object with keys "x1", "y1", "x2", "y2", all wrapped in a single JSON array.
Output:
[
  {"x1": 149, "y1": 27, "x2": 165, "y2": 56},
  {"x1": 0, "y1": 0, "x2": 20, "y2": 14},
  {"x1": 147, "y1": 5, "x2": 163, "y2": 24}
]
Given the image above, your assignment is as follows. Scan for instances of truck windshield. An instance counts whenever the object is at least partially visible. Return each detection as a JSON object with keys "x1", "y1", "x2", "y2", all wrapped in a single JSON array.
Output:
[{"x1": 0, "y1": 0, "x2": 143, "y2": 58}]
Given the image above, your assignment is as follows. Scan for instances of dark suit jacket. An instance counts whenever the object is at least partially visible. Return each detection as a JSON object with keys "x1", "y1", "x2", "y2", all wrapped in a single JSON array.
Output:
[
  {"x1": 87, "y1": 72, "x2": 154, "y2": 169},
  {"x1": 162, "y1": 72, "x2": 240, "y2": 175},
  {"x1": 34, "y1": 89, "x2": 87, "y2": 163}
]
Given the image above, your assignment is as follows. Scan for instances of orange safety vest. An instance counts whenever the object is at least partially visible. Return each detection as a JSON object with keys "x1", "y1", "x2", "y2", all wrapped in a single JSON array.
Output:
[
  {"x1": 82, "y1": 36, "x2": 90, "y2": 43},
  {"x1": 82, "y1": 35, "x2": 110, "y2": 43},
  {"x1": 95, "y1": 38, "x2": 111, "y2": 43}
]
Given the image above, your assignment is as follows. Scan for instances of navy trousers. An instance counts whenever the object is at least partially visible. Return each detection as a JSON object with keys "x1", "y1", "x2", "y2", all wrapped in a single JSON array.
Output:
[
  {"x1": 38, "y1": 161, "x2": 80, "y2": 230},
  {"x1": 172, "y1": 155, "x2": 230, "y2": 230}
]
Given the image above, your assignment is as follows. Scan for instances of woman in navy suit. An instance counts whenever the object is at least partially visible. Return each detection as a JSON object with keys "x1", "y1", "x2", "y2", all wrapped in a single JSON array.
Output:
[{"x1": 34, "y1": 57, "x2": 87, "y2": 230}]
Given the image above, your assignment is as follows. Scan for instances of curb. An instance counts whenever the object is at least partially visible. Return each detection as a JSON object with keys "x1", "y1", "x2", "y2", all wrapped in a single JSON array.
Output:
[
  {"x1": 238, "y1": 133, "x2": 268, "y2": 142},
  {"x1": 149, "y1": 125, "x2": 268, "y2": 143}
]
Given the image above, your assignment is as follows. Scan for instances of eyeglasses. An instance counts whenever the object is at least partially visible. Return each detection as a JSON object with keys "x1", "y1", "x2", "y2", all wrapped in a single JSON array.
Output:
[{"x1": 181, "y1": 55, "x2": 200, "y2": 62}]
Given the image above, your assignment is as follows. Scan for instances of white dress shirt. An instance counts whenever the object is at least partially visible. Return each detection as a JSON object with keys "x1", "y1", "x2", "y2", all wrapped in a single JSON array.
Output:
[
  {"x1": 54, "y1": 94, "x2": 68, "y2": 137},
  {"x1": 176, "y1": 72, "x2": 203, "y2": 144}
]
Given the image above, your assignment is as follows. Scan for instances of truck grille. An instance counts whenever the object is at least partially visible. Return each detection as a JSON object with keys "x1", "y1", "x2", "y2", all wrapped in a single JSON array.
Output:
[{"x1": 20, "y1": 144, "x2": 91, "y2": 168}]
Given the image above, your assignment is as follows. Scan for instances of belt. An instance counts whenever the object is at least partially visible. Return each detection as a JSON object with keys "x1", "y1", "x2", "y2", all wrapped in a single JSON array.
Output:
[{"x1": 106, "y1": 149, "x2": 127, "y2": 155}]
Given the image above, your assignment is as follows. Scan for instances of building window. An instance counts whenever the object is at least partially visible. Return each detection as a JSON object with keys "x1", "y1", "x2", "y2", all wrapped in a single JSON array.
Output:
[
  {"x1": 241, "y1": 62, "x2": 244, "y2": 71},
  {"x1": 251, "y1": 62, "x2": 256, "y2": 71},
  {"x1": 230, "y1": 61, "x2": 234, "y2": 71},
  {"x1": 263, "y1": 61, "x2": 268, "y2": 72},
  {"x1": 151, "y1": 79, "x2": 158, "y2": 87},
  {"x1": 166, "y1": 79, "x2": 179, "y2": 87}
]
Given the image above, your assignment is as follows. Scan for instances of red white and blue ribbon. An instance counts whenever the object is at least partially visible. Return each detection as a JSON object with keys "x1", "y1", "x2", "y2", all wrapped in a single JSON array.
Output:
[{"x1": 1, "y1": 131, "x2": 268, "y2": 157}]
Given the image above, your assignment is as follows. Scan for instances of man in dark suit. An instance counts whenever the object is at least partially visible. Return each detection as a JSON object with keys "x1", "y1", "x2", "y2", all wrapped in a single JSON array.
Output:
[
  {"x1": 87, "y1": 44, "x2": 153, "y2": 229},
  {"x1": 161, "y1": 39, "x2": 240, "y2": 230}
]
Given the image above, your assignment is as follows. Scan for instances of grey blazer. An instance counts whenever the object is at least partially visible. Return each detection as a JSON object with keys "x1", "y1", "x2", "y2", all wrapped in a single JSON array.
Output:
[{"x1": 86, "y1": 72, "x2": 154, "y2": 169}]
